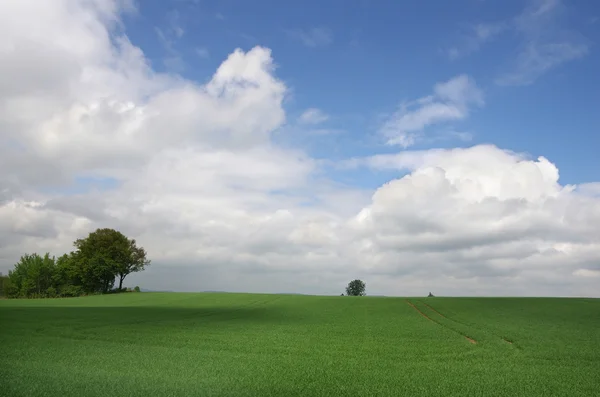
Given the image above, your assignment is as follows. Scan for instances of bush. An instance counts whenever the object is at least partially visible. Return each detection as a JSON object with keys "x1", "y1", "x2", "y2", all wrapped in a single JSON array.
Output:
[
  {"x1": 46, "y1": 286, "x2": 57, "y2": 298},
  {"x1": 60, "y1": 285, "x2": 84, "y2": 297},
  {"x1": 134, "y1": 286, "x2": 140, "y2": 293}
]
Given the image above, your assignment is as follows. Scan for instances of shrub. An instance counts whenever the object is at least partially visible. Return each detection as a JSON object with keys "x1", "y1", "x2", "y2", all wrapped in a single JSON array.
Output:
[
  {"x1": 60, "y1": 285, "x2": 84, "y2": 297},
  {"x1": 134, "y1": 286, "x2": 141, "y2": 293}
]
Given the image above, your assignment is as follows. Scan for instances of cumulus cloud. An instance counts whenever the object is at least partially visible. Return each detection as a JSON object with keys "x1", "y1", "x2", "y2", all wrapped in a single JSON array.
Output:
[
  {"x1": 347, "y1": 145, "x2": 600, "y2": 295},
  {"x1": 380, "y1": 75, "x2": 483, "y2": 147},
  {"x1": 577, "y1": 183, "x2": 600, "y2": 197},
  {"x1": 1, "y1": 0, "x2": 599, "y2": 297}
]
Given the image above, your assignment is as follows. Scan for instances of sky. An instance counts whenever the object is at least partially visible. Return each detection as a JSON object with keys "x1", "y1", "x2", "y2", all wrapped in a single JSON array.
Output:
[{"x1": 1, "y1": 0, "x2": 599, "y2": 297}]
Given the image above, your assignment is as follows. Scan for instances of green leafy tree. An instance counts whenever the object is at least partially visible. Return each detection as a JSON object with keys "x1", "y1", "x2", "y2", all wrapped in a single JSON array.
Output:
[
  {"x1": 345, "y1": 279, "x2": 366, "y2": 296},
  {"x1": 53, "y1": 253, "x2": 81, "y2": 296},
  {"x1": 0, "y1": 273, "x2": 14, "y2": 298},
  {"x1": 72, "y1": 228, "x2": 150, "y2": 293},
  {"x1": 116, "y1": 239, "x2": 150, "y2": 291},
  {"x1": 2, "y1": 229, "x2": 149, "y2": 299},
  {"x1": 8, "y1": 253, "x2": 56, "y2": 298}
]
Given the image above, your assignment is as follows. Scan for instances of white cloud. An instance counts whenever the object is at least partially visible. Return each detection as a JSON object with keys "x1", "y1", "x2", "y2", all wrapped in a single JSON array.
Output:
[
  {"x1": 496, "y1": 41, "x2": 588, "y2": 86},
  {"x1": 1, "y1": 1, "x2": 600, "y2": 297},
  {"x1": 448, "y1": 0, "x2": 589, "y2": 85},
  {"x1": 155, "y1": 9, "x2": 188, "y2": 71},
  {"x1": 287, "y1": 27, "x2": 333, "y2": 48},
  {"x1": 448, "y1": 22, "x2": 506, "y2": 60},
  {"x1": 166, "y1": 9, "x2": 184, "y2": 38},
  {"x1": 497, "y1": 0, "x2": 589, "y2": 85},
  {"x1": 573, "y1": 269, "x2": 600, "y2": 278},
  {"x1": 345, "y1": 145, "x2": 600, "y2": 294},
  {"x1": 380, "y1": 75, "x2": 483, "y2": 147},
  {"x1": 577, "y1": 183, "x2": 600, "y2": 197},
  {"x1": 298, "y1": 108, "x2": 329, "y2": 125}
]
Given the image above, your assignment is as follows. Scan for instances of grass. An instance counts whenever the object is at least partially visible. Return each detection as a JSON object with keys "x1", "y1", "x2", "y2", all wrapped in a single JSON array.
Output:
[{"x1": 1, "y1": 293, "x2": 599, "y2": 396}]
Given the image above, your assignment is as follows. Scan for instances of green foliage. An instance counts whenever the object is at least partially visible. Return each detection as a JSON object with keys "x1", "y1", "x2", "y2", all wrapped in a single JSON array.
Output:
[
  {"x1": 46, "y1": 286, "x2": 57, "y2": 298},
  {"x1": 60, "y1": 285, "x2": 84, "y2": 298},
  {"x1": 72, "y1": 228, "x2": 128, "y2": 293},
  {"x1": 0, "y1": 274, "x2": 13, "y2": 298},
  {"x1": 0, "y1": 294, "x2": 599, "y2": 396},
  {"x1": 345, "y1": 279, "x2": 366, "y2": 296},
  {"x1": 134, "y1": 286, "x2": 141, "y2": 292},
  {"x1": 8, "y1": 253, "x2": 57, "y2": 298},
  {"x1": 4, "y1": 228, "x2": 149, "y2": 299},
  {"x1": 72, "y1": 228, "x2": 150, "y2": 293}
]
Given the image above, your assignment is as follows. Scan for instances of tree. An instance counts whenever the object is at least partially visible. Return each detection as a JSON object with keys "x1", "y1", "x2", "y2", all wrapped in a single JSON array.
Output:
[
  {"x1": 345, "y1": 279, "x2": 366, "y2": 296},
  {"x1": 8, "y1": 253, "x2": 56, "y2": 298},
  {"x1": 0, "y1": 273, "x2": 13, "y2": 298},
  {"x1": 71, "y1": 228, "x2": 150, "y2": 293},
  {"x1": 116, "y1": 239, "x2": 150, "y2": 291},
  {"x1": 2, "y1": 228, "x2": 149, "y2": 299},
  {"x1": 53, "y1": 253, "x2": 82, "y2": 296}
]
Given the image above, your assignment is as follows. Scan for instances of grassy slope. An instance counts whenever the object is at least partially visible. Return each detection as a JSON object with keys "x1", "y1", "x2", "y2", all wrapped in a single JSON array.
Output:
[{"x1": 0, "y1": 294, "x2": 598, "y2": 396}]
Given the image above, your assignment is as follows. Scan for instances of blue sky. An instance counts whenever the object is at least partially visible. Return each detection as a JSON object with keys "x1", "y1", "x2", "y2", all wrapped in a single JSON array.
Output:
[
  {"x1": 3, "y1": 0, "x2": 600, "y2": 295},
  {"x1": 122, "y1": 0, "x2": 600, "y2": 187}
]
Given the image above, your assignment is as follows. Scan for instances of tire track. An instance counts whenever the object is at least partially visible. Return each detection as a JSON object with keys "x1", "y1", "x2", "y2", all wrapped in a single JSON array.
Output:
[
  {"x1": 406, "y1": 301, "x2": 434, "y2": 322},
  {"x1": 418, "y1": 300, "x2": 519, "y2": 349},
  {"x1": 406, "y1": 300, "x2": 477, "y2": 344},
  {"x1": 420, "y1": 301, "x2": 447, "y2": 318}
]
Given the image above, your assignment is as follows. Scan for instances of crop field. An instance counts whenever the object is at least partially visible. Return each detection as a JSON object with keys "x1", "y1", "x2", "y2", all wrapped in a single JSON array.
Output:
[{"x1": 1, "y1": 293, "x2": 599, "y2": 396}]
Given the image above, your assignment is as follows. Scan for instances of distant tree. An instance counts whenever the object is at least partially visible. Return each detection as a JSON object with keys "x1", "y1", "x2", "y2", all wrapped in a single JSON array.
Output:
[
  {"x1": 428, "y1": 292, "x2": 434, "y2": 297},
  {"x1": 2, "y1": 229, "x2": 150, "y2": 299},
  {"x1": 8, "y1": 253, "x2": 56, "y2": 298},
  {"x1": 116, "y1": 239, "x2": 150, "y2": 291},
  {"x1": 71, "y1": 228, "x2": 150, "y2": 293},
  {"x1": 53, "y1": 253, "x2": 80, "y2": 295},
  {"x1": 134, "y1": 286, "x2": 141, "y2": 293},
  {"x1": 345, "y1": 279, "x2": 366, "y2": 296},
  {"x1": 0, "y1": 273, "x2": 13, "y2": 298}
]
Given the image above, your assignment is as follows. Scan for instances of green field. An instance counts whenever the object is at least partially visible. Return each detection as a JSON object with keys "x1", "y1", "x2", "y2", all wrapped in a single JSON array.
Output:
[{"x1": 1, "y1": 294, "x2": 599, "y2": 396}]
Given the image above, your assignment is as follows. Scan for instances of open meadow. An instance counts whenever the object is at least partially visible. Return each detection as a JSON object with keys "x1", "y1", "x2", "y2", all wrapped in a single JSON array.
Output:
[{"x1": 1, "y1": 293, "x2": 599, "y2": 396}]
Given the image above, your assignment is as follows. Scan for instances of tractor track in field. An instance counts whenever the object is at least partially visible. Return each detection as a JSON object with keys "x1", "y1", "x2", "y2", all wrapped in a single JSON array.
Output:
[
  {"x1": 420, "y1": 301, "x2": 447, "y2": 318},
  {"x1": 406, "y1": 301, "x2": 436, "y2": 323},
  {"x1": 416, "y1": 300, "x2": 520, "y2": 349},
  {"x1": 406, "y1": 300, "x2": 477, "y2": 344}
]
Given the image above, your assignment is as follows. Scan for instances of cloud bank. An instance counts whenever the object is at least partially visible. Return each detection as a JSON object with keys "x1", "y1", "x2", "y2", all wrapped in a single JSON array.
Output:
[{"x1": 1, "y1": 0, "x2": 599, "y2": 297}]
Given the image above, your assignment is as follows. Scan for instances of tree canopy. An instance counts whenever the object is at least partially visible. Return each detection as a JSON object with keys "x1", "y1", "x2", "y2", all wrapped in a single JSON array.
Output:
[
  {"x1": 5, "y1": 228, "x2": 149, "y2": 298},
  {"x1": 345, "y1": 279, "x2": 366, "y2": 296},
  {"x1": 0, "y1": 272, "x2": 13, "y2": 298},
  {"x1": 73, "y1": 228, "x2": 150, "y2": 293}
]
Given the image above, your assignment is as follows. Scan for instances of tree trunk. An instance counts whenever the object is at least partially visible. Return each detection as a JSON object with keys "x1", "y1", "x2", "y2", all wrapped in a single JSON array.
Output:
[{"x1": 118, "y1": 274, "x2": 125, "y2": 290}]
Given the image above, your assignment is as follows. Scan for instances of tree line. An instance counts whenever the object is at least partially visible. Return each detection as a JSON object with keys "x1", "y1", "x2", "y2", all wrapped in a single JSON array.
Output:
[{"x1": 1, "y1": 228, "x2": 149, "y2": 299}]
